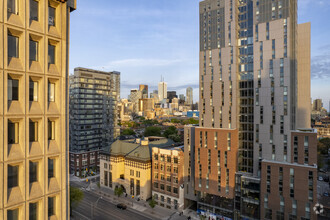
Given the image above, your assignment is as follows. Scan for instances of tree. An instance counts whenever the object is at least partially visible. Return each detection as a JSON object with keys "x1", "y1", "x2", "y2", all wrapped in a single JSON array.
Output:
[
  {"x1": 114, "y1": 186, "x2": 124, "y2": 198},
  {"x1": 188, "y1": 117, "x2": 199, "y2": 125},
  {"x1": 144, "y1": 126, "x2": 161, "y2": 137},
  {"x1": 168, "y1": 134, "x2": 181, "y2": 142},
  {"x1": 148, "y1": 196, "x2": 156, "y2": 213},
  {"x1": 164, "y1": 126, "x2": 177, "y2": 138},
  {"x1": 318, "y1": 138, "x2": 330, "y2": 155},
  {"x1": 121, "y1": 129, "x2": 135, "y2": 136},
  {"x1": 70, "y1": 186, "x2": 84, "y2": 216}
]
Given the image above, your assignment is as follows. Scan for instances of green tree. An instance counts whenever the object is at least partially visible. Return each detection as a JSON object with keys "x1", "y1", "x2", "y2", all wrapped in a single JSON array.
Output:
[
  {"x1": 164, "y1": 126, "x2": 177, "y2": 138},
  {"x1": 114, "y1": 186, "x2": 124, "y2": 198},
  {"x1": 168, "y1": 134, "x2": 181, "y2": 142},
  {"x1": 121, "y1": 129, "x2": 135, "y2": 135},
  {"x1": 148, "y1": 196, "x2": 156, "y2": 213},
  {"x1": 70, "y1": 186, "x2": 84, "y2": 216},
  {"x1": 188, "y1": 117, "x2": 199, "y2": 124},
  {"x1": 170, "y1": 118, "x2": 181, "y2": 124},
  {"x1": 144, "y1": 126, "x2": 161, "y2": 137},
  {"x1": 318, "y1": 138, "x2": 330, "y2": 155}
]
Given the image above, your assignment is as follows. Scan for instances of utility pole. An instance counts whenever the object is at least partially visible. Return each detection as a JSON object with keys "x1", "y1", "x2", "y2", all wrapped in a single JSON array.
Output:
[{"x1": 91, "y1": 196, "x2": 102, "y2": 219}]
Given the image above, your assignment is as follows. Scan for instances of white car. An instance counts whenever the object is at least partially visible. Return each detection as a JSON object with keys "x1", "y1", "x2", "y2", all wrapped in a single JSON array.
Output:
[{"x1": 319, "y1": 176, "x2": 324, "y2": 181}]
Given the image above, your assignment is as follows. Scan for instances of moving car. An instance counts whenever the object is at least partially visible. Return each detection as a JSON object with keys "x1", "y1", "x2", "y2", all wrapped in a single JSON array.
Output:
[{"x1": 116, "y1": 203, "x2": 127, "y2": 210}]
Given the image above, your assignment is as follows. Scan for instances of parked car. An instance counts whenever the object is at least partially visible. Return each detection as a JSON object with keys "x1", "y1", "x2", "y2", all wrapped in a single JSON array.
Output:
[
  {"x1": 323, "y1": 192, "x2": 329, "y2": 197},
  {"x1": 116, "y1": 203, "x2": 127, "y2": 210},
  {"x1": 319, "y1": 176, "x2": 324, "y2": 181}
]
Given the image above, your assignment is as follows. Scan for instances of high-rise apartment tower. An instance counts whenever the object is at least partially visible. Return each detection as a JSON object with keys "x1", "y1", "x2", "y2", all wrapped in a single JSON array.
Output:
[
  {"x1": 184, "y1": 0, "x2": 317, "y2": 219},
  {"x1": 69, "y1": 67, "x2": 120, "y2": 176},
  {"x1": 0, "y1": 0, "x2": 76, "y2": 219}
]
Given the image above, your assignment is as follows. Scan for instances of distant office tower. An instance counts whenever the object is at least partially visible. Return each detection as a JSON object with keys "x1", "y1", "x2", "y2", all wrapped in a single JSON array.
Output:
[
  {"x1": 129, "y1": 89, "x2": 142, "y2": 113},
  {"x1": 0, "y1": 1, "x2": 76, "y2": 219},
  {"x1": 179, "y1": 94, "x2": 185, "y2": 101},
  {"x1": 312, "y1": 99, "x2": 322, "y2": 111},
  {"x1": 184, "y1": 1, "x2": 317, "y2": 219},
  {"x1": 167, "y1": 91, "x2": 177, "y2": 103},
  {"x1": 179, "y1": 94, "x2": 185, "y2": 105},
  {"x1": 158, "y1": 81, "x2": 167, "y2": 101},
  {"x1": 150, "y1": 90, "x2": 159, "y2": 103},
  {"x1": 69, "y1": 68, "x2": 120, "y2": 176},
  {"x1": 186, "y1": 87, "x2": 193, "y2": 105},
  {"x1": 139, "y1": 84, "x2": 149, "y2": 99}
]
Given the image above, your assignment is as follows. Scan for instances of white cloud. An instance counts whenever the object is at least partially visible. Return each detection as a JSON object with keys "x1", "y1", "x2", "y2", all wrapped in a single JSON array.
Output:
[{"x1": 104, "y1": 58, "x2": 185, "y2": 68}]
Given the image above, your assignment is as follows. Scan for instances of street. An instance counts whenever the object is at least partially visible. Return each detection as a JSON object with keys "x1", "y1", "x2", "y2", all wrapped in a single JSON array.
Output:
[{"x1": 72, "y1": 189, "x2": 152, "y2": 220}]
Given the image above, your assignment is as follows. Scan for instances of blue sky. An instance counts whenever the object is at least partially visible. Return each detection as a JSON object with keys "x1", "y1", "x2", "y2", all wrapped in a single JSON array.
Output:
[{"x1": 70, "y1": 0, "x2": 330, "y2": 109}]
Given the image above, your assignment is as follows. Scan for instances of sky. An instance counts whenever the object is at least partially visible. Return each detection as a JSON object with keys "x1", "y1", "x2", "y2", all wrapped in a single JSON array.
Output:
[{"x1": 70, "y1": 0, "x2": 330, "y2": 109}]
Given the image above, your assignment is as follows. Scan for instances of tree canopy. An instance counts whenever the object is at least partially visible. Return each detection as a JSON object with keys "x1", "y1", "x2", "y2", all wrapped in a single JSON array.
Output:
[
  {"x1": 144, "y1": 126, "x2": 162, "y2": 137},
  {"x1": 121, "y1": 129, "x2": 135, "y2": 135}
]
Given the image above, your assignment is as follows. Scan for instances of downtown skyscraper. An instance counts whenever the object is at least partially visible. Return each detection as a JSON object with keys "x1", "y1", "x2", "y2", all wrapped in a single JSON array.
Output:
[
  {"x1": 184, "y1": 0, "x2": 317, "y2": 219},
  {"x1": 0, "y1": 0, "x2": 76, "y2": 219}
]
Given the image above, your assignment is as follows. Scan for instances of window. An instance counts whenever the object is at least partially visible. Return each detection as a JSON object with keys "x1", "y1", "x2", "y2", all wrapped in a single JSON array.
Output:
[
  {"x1": 48, "y1": 120, "x2": 55, "y2": 140},
  {"x1": 29, "y1": 79, "x2": 38, "y2": 102},
  {"x1": 29, "y1": 161, "x2": 38, "y2": 183},
  {"x1": 29, "y1": 121, "x2": 38, "y2": 142},
  {"x1": 8, "y1": 165, "x2": 19, "y2": 188},
  {"x1": 154, "y1": 182, "x2": 158, "y2": 188},
  {"x1": 136, "y1": 171, "x2": 140, "y2": 178},
  {"x1": 8, "y1": 121, "x2": 19, "y2": 144},
  {"x1": 173, "y1": 157, "x2": 178, "y2": 164},
  {"x1": 29, "y1": 202, "x2": 38, "y2": 220},
  {"x1": 130, "y1": 169, "x2": 134, "y2": 176},
  {"x1": 160, "y1": 184, "x2": 164, "y2": 190},
  {"x1": 7, "y1": 209, "x2": 19, "y2": 220},
  {"x1": 167, "y1": 156, "x2": 171, "y2": 163},
  {"x1": 8, "y1": 33, "x2": 19, "y2": 58},
  {"x1": 48, "y1": 44, "x2": 55, "y2": 65},
  {"x1": 166, "y1": 185, "x2": 171, "y2": 192},
  {"x1": 8, "y1": 76, "x2": 19, "y2": 101},
  {"x1": 30, "y1": 0, "x2": 38, "y2": 21},
  {"x1": 48, "y1": 82, "x2": 55, "y2": 102},
  {"x1": 48, "y1": 6, "x2": 55, "y2": 26},
  {"x1": 29, "y1": 39, "x2": 38, "y2": 61},
  {"x1": 167, "y1": 175, "x2": 171, "y2": 182},
  {"x1": 7, "y1": 0, "x2": 18, "y2": 16},
  {"x1": 48, "y1": 158, "x2": 54, "y2": 178},
  {"x1": 104, "y1": 171, "x2": 108, "y2": 186},
  {"x1": 104, "y1": 163, "x2": 107, "y2": 169},
  {"x1": 48, "y1": 197, "x2": 55, "y2": 217},
  {"x1": 173, "y1": 187, "x2": 178, "y2": 194}
]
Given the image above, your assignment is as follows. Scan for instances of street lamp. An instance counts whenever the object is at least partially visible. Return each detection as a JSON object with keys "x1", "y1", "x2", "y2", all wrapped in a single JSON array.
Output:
[{"x1": 91, "y1": 196, "x2": 102, "y2": 219}]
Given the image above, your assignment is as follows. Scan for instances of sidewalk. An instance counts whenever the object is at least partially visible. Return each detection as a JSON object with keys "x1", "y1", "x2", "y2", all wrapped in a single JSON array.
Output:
[{"x1": 86, "y1": 182, "x2": 199, "y2": 220}]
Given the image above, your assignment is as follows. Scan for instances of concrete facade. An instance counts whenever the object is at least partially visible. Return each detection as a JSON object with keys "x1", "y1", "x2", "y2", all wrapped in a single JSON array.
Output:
[{"x1": 0, "y1": 0, "x2": 76, "y2": 219}]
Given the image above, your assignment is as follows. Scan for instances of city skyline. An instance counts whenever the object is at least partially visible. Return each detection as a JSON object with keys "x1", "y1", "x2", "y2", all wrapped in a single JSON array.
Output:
[{"x1": 70, "y1": 0, "x2": 330, "y2": 108}]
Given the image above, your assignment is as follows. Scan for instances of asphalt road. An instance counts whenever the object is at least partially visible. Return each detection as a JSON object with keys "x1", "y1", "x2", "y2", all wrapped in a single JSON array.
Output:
[{"x1": 72, "y1": 187, "x2": 151, "y2": 220}]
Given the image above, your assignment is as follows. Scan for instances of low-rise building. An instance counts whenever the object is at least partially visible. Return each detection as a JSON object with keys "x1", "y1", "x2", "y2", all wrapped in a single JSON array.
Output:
[
  {"x1": 152, "y1": 146, "x2": 185, "y2": 211},
  {"x1": 100, "y1": 137, "x2": 175, "y2": 201}
]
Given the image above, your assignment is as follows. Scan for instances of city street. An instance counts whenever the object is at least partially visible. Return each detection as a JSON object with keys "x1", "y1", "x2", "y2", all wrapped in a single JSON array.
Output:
[{"x1": 72, "y1": 189, "x2": 152, "y2": 220}]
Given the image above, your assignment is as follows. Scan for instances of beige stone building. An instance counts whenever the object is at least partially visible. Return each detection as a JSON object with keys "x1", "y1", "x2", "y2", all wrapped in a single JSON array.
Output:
[
  {"x1": 100, "y1": 137, "x2": 176, "y2": 201},
  {"x1": 0, "y1": 0, "x2": 76, "y2": 219}
]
